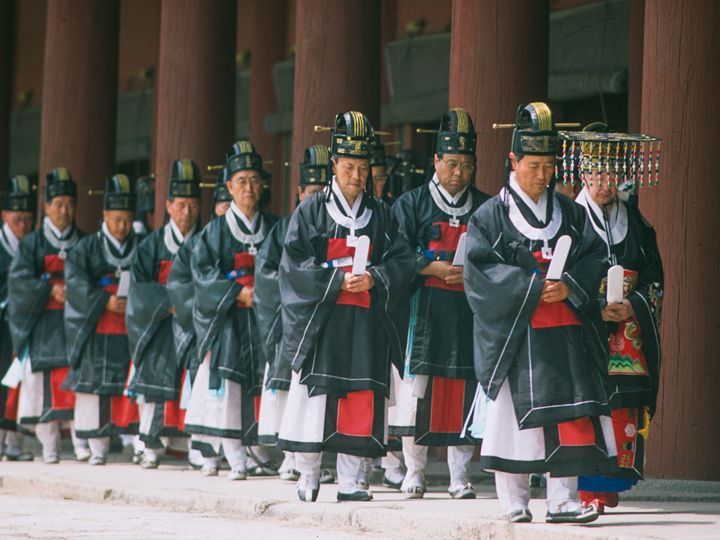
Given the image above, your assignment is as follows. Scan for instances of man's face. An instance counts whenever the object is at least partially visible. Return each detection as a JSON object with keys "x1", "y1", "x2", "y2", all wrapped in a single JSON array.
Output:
[
  {"x1": 1, "y1": 210, "x2": 35, "y2": 240},
  {"x1": 165, "y1": 197, "x2": 200, "y2": 234},
  {"x1": 333, "y1": 157, "x2": 369, "y2": 201},
  {"x1": 103, "y1": 210, "x2": 134, "y2": 243},
  {"x1": 510, "y1": 153, "x2": 555, "y2": 201},
  {"x1": 298, "y1": 184, "x2": 324, "y2": 203},
  {"x1": 214, "y1": 201, "x2": 231, "y2": 217},
  {"x1": 433, "y1": 153, "x2": 474, "y2": 195},
  {"x1": 227, "y1": 170, "x2": 262, "y2": 210},
  {"x1": 371, "y1": 165, "x2": 388, "y2": 198},
  {"x1": 586, "y1": 171, "x2": 617, "y2": 206},
  {"x1": 44, "y1": 195, "x2": 76, "y2": 231}
]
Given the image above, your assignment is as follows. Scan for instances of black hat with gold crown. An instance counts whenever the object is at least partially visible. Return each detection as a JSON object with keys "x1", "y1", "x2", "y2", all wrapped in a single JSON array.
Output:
[
  {"x1": 369, "y1": 135, "x2": 387, "y2": 167},
  {"x1": 510, "y1": 102, "x2": 559, "y2": 157},
  {"x1": 331, "y1": 111, "x2": 374, "y2": 160},
  {"x1": 46, "y1": 167, "x2": 77, "y2": 202},
  {"x1": 104, "y1": 174, "x2": 135, "y2": 211},
  {"x1": 136, "y1": 175, "x2": 155, "y2": 214},
  {"x1": 169, "y1": 159, "x2": 202, "y2": 198},
  {"x1": 390, "y1": 149, "x2": 426, "y2": 196},
  {"x1": 225, "y1": 140, "x2": 263, "y2": 176},
  {"x1": 300, "y1": 144, "x2": 331, "y2": 186},
  {"x1": 4, "y1": 175, "x2": 36, "y2": 212},
  {"x1": 437, "y1": 108, "x2": 476, "y2": 156},
  {"x1": 213, "y1": 168, "x2": 232, "y2": 203}
]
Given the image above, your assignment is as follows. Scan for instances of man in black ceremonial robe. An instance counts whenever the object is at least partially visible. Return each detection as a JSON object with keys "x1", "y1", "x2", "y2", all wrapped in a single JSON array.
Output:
[
  {"x1": 276, "y1": 111, "x2": 414, "y2": 503},
  {"x1": 9, "y1": 167, "x2": 90, "y2": 463},
  {"x1": 65, "y1": 174, "x2": 141, "y2": 465},
  {"x1": 392, "y1": 108, "x2": 490, "y2": 500},
  {"x1": 464, "y1": 102, "x2": 615, "y2": 524},
  {"x1": 0, "y1": 175, "x2": 36, "y2": 461},
  {"x1": 126, "y1": 159, "x2": 201, "y2": 469}
]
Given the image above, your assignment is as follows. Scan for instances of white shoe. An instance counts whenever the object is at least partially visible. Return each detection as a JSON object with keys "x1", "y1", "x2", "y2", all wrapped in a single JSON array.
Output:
[
  {"x1": 403, "y1": 484, "x2": 426, "y2": 499},
  {"x1": 43, "y1": 454, "x2": 60, "y2": 465},
  {"x1": 449, "y1": 482, "x2": 476, "y2": 500},
  {"x1": 89, "y1": 455, "x2": 106, "y2": 466},
  {"x1": 74, "y1": 447, "x2": 91, "y2": 462},
  {"x1": 228, "y1": 469, "x2": 247, "y2": 481},
  {"x1": 140, "y1": 456, "x2": 159, "y2": 469},
  {"x1": 201, "y1": 465, "x2": 219, "y2": 477}
]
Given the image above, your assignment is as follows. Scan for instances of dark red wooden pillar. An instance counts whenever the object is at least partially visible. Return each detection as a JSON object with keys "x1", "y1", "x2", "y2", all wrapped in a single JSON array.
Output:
[
  {"x1": 289, "y1": 0, "x2": 381, "y2": 210},
  {"x1": 38, "y1": 0, "x2": 119, "y2": 231},
  {"x1": 448, "y1": 0, "x2": 549, "y2": 194},
  {"x1": 153, "y1": 0, "x2": 236, "y2": 226},
  {"x1": 639, "y1": 0, "x2": 720, "y2": 480},
  {"x1": 248, "y1": 0, "x2": 288, "y2": 216},
  {"x1": 0, "y1": 0, "x2": 13, "y2": 182}
]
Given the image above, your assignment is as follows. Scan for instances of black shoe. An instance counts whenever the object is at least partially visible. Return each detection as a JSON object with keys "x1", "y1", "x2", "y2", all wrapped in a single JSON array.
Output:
[
  {"x1": 319, "y1": 468, "x2": 335, "y2": 484},
  {"x1": 337, "y1": 489, "x2": 373, "y2": 502},
  {"x1": 546, "y1": 505, "x2": 599, "y2": 524},
  {"x1": 4, "y1": 451, "x2": 34, "y2": 462},
  {"x1": 382, "y1": 476, "x2": 402, "y2": 490},
  {"x1": 297, "y1": 487, "x2": 319, "y2": 502},
  {"x1": 506, "y1": 508, "x2": 533, "y2": 523}
]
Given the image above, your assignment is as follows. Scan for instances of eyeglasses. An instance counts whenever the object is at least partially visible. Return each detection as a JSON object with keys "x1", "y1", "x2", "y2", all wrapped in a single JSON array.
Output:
[
  {"x1": 441, "y1": 159, "x2": 475, "y2": 173},
  {"x1": 232, "y1": 177, "x2": 262, "y2": 188}
]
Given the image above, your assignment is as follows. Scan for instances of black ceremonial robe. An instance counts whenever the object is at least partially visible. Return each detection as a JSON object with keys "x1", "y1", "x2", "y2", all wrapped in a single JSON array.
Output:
[
  {"x1": 64, "y1": 230, "x2": 140, "y2": 436},
  {"x1": 393, "y1": 180, "x2": 489, "y2": 445},
  {"x1": 276, "y1": 187, "x2": 414, "y2": 457},
  {"x1": 126, "y1": 222, "x2": 198, "y2": 441},
  {"x1": 0, "y1": 226, "x2": 19, "y2": 430},
  {"x1": 166, "y1": 233, "x2": 202, "y2": 384},
  {"x1": 576, "y1": 189, "x2": 663, "y2": 482},
  {"x1": 8, "y1": 220, "x2": 83, "y2": 423},
  {"x1": 187, "y1": 206, "x2": 277, "y2": 442},
  {"x1": 465, "y1": 182, "x2": 615, "y2": 476},
  {"x1": 253, "y1": 215, "x2": 291, "y2": 391}
]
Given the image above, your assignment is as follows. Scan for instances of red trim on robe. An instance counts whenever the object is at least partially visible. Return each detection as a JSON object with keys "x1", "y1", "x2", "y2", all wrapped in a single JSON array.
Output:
[
  {"x1": 428, "y1": 376, "x2": 466, "y2": 433},
  {"x1": 96, "y1": 279, "x2": 127, "y2": 335},
  {"x1": 336, "y1": 390, "x2": 374, "y2": 437},
  {"x1": 425, "y1": 222, "x2": 467, "y2": 292},
  {"x1": 164, "y1": 370, "x2": 186, "y2": 431},
  {"x1": 110, "y1": 394, "x2": 140, "y2": 428},
  {"x1": 557, "y1": 416, "x2": 596, "y2": 446},
  {"x1": 50, "y1": 367, "x2": 76, "y2": 410},
  {"x1": 157, "y1": 259, "x2": 173, "y2": 285},
  {"x1": 44, "y1": 254, "x2": 65, "y2": 310},
  {"x1": 530, "y1": 250, "x2": 581, "y2": 329},
  {"x1": 234, "y1": 252, "x2": 255, "y2": 308},
  {"x1": 3, "y1": 386, "x2": 20, "y2": 421},
  {"x1": 326, "y1": 238, "x2": 373, "y2": 309},
  {"x1": 254, "y1": 395, "x2": 261, "y2": 423}
]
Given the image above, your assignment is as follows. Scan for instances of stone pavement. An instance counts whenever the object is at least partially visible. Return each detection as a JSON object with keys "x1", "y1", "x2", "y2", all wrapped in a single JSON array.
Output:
[{"x1": 1, "y1": 447, "x2": 719, "y2": 540}]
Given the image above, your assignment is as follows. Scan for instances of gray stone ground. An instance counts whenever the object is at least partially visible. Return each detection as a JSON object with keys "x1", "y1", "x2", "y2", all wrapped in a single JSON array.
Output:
[{"x1": 1, "y1": 440, "x2": 719, "y2": 539}]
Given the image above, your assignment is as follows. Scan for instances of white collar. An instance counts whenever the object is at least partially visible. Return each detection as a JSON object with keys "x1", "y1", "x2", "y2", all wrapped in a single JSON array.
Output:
[
  {"x1": 230, "y1": 201, "x2": 259, "y2": 232},
  {"x1": 509, "y1": 172, "x2": 548, "y2": 223},
  {"x1": 499, "y1": 181, "x2": 562, "y2": 241},
  {"x1": 101, "y1": 222, "x2": 128, "y2": 252},
  {"x1": 575, "y1": 188, "x2": 628, "y2": 254},
  {"x1": 1, "y1": 223, "x2": 20, "y2": 254},
  {"x1": 225, "y1": 204, "x2": 267, "y2": 248},
  {"x1": 44, "y1": 216, "x2": 72, "y2": 240},
  {"x1": 169, "y1": 219, "x2": 196, "y2": 243},
  {"x1": 331, "y1": 177, "x2": 363, "y2": 218},
  {"x1": 431, "y1": 173, "x2": 469, "y2": 205},
  {"x1": 325, "y1": 177, "x2": 373, "y2": 235}
]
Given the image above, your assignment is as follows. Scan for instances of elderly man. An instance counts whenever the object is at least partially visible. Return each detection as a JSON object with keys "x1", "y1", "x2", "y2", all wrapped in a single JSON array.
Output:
[
  {"x1": 9, "y1": 168, "x2": 90, "y2": 463},
  {"x1": 65, "y1": 175, "x2": 141, "y2": 465},
  {"x1": 276, "y1": 111, "x2": 414, "y2": 502},
  {"x1": 0, "y1": 176, "x2": 37, "y2": 461},
  {"x1": 464, "y1": 102, "x2": 615, "y2": 524},
  {"x1": 184, "y1": 141, "x2": 278, "y2": 480},
  {"x1": 573, "y1": 132, "x2": 663, "y2": 513},
  {"x1": 127, "y1": 160, "x2": 202, "y2": 469}
]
